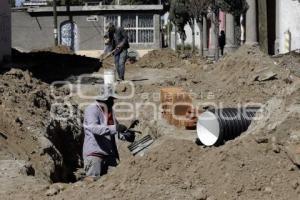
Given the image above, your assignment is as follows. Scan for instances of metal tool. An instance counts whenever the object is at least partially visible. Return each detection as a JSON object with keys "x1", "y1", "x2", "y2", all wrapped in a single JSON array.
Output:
[
  {"x1": 0, "y1": 130, "x2": 8, "y2": 140},
  {"x1": 127, "y1": 120, "x2": 140, "y2": 130},
  {"x1": 99, "y1": 49, "x2": 117, "y2": 62},
  {"x1": 123, "y1": 120, "x2": 154, "y2": 156},
  {"x1": 128, "y1": 135, "x2": 154, "y2": 156}
]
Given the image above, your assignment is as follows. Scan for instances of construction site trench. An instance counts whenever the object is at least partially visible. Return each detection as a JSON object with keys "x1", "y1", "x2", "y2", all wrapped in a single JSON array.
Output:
[{"x1": 1, "y1": 46, "x2": 300, "y2": 199}]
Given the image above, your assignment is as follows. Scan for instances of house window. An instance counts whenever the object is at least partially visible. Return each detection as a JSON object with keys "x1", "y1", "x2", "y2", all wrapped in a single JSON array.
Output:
[
  {"x1": 122, "y1": 15, "x2": 137, "y2": 43},
  {"x1": 137, "y1": 15, "x2": 154, "y2": 43},
  {"x1": 105, "y1": 15, "x2": 154, "y2": 44},
  {"x1": 105, "y1": 15, "x2": 119, "y2": 27}
]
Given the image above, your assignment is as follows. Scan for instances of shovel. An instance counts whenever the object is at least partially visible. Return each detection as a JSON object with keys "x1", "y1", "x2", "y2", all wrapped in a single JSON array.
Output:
[{"x1": 99, "y1": 49, "x2": 117, "y2": 63}]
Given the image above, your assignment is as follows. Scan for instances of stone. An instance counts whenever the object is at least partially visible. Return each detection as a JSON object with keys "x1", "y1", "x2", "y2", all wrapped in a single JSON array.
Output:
[
  {"x1": 45, "y1": 187, "x2": 59, "y2": 196},
  {"x1": 15, "y1": 117, "x2": 23, "y2": 126},
  {"x1": 207, "y1": 196, "x2": 216, "y2": 200},
  {"x1": 291, "y1": 180, "x2": 299, "y2": 190},
  {"x1": 272, "y1": 144, "x2": 281, "y2": 153},
  {"x1": 287, "y1": 164, "x2": 297, "y2": 171},
  {"x1": 285, "y1": 144, "x2": 300, "y2": 166},
  {"x1": 38, "y1": 136, "x2": 53, "y2": 155},
  {"x1": 254, "y1": 71, "x2": 277, "y2": 82},
  {"x1": 45, "y1": 183, "x2": 67, "y2": 196},
  {"x1": 19, "y1": 163, "x2": 35, "y2": 176},
  {"x1": 265, "y1": 186, "x2": 272, "y2": 193},
  {"x1": 255, "y1": 137, "x2": 269, "y2": 144},
  {"x1": 191, "y1": 188, "x2": 207, "y2": 200}
]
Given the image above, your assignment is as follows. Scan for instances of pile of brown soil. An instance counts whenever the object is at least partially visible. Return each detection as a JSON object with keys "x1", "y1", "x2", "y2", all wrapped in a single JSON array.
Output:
[
  {"x1": 0, "y1": 68, "x2": 83, "y2": 183},
  {"x1": 2, "y1": 46, "x2": 300, "y2": 200},
  {"x1": 12, "y1": 48, "x2": 101, "y2": 82},
  {"x1": 176, "y1": 45, "x2": 290, "y2": 106},
  {"x1": 51, "y1": 46, "x2": 300, "y2": 200},
  {"x1": 273, "y1": 51, "x2": 300, "y2": 77},
  {"x1": 53, "y1": 133, "x2": 300, "y2": 200},
  {"x1": 32, "y1": 45, "x2": 74, "y2": 55},
  {"x1": 133, "y1": 49, "x2": 181, "y2": 69}
]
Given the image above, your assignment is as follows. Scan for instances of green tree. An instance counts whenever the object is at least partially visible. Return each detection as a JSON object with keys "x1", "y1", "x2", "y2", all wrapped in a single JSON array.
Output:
[
  {"x1": 205, "y1": 0, "x2": 248, "y2": 60},
  {"x1": 169, "y1": 0, "x2": 190, "y2": 53},
  {"x1": 216, "y1": 0, "x2": 248, "y2": 17},
  {"x1": 188, "y1": 0, "x2": 210, "y2": 56}
]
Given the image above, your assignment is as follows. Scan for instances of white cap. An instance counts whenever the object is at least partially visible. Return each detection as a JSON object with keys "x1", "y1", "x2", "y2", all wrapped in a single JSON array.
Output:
[{"x1": 95, "y1": 85, "x2": 118, "y2": 101}]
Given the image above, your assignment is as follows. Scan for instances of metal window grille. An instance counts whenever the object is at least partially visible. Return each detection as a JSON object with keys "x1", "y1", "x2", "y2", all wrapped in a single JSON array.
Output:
[
  {"x1": 138, "y1": 30, "x2": 154, "y2": 43},
  {"x1": 105, "y1": 15, "x2": 118, "y2": 27},
  {"x1": 126, "y1": 29, "x2": 137, "y2": 43},
  {"x1": 137, "y1": 15, "x2": 154, "y2": 43},
  {"x1": 121, "y1": 15, "x2": 136, "y2": 28},
  {"x1": 105, "y1": 15, "x2": 154, "y2": 44}
]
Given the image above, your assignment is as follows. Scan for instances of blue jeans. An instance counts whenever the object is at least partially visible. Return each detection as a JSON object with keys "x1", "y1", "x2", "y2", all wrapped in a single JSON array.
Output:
[{"x1": 114, "y1": 49, "x2": 127, "y2": 80}]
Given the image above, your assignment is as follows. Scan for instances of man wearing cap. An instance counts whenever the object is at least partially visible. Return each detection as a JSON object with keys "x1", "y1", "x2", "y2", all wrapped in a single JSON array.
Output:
[
  {"x1": 82, "y1": 89, "x2": 134, "y2": 180},
  {"x1": 105, "y1": 23, "x2": 130, "y2": 81}
]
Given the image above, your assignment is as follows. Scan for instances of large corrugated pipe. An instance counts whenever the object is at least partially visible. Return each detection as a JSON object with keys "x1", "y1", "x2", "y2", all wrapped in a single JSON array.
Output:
[{"x1": 197, "y1": 107, "x2": 259, "y2": 146}]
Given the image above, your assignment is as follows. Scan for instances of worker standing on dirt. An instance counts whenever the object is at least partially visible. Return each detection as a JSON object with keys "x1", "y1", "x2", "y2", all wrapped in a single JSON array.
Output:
[
  {"x1": 219, "y1": 30, "x2": 226, "y2": 56},
  {"x1": 82, "y1": 87, "x2": 134, "y2": 180},
  {"x1": 105, "y1": 23, "x2": 130, "y2": 81}
]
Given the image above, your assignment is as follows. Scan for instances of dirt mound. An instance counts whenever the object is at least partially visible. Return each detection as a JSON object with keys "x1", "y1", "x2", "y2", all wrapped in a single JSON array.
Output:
[
  {"x1": 51, "y1": 84, "x2": 299, "y2": 200},
  {"x1": 273, "y1": 51, "x2": 300, "y2": 77},
  {"x1": 2, "y1": 46, "x2": 300, "y2": 200},
  {"x1": 0, "y1": 68, "x2": 83, "y2": 183},
  {"x1": 44, "y1": 46, "x2": 300, "y2": 200},
  {"x1": 12, "y1": 49, "x2": 101, "y2": 82},
  {"x1": 176, "y1": 45, "x2": 289, "y2": 106},
  {"x1": 32, "y1": 45, "x2": 74, "y2": 55},
  {"x1": 133, "y1": 49, "x2": 181, "y2": 68}
]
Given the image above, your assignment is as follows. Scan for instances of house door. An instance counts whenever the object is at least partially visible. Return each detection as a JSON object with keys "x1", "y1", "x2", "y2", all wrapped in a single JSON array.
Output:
[{"x1": 60, "y1": 21, "x2": 79, "y2": 51}]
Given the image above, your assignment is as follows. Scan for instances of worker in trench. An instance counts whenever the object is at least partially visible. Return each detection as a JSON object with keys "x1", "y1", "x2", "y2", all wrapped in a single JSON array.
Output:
[
  {"x1": 104, "y1": 22, "x2": 130, "y2": 81},
  {"x1": 82, "y1": 86, "x2": 135, "y2": 181}
]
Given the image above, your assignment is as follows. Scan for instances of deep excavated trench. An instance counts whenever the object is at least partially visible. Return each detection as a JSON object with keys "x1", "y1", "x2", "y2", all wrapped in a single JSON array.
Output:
[{"x1": 0, "y1": 50, "x2": 102, "y2": 183}]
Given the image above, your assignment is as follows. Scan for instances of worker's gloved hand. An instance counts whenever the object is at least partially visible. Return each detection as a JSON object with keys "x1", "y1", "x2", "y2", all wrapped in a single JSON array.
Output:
[
  {"x1": 120, "y1": 130, "x2": 135, "y2": 143},
  {"x1": 116, "y1": 124, "x2": 127, "y2": 133}
]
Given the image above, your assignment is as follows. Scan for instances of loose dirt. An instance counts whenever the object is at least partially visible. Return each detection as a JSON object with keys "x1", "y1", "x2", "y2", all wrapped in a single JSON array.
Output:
[{"x1": 1, "y1": 45, "x2": 300, "y2": 200}]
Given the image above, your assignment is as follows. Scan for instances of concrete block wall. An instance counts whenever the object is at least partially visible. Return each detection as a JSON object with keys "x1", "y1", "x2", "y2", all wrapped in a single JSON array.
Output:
[
  {"x1": 12, "y1": 10, "x2": 162, "y2": 52},
  {"x1": 0, "y1": 0, "x2": 11, "y2": 63},
  {"x1": 12, "y1": 12, "x2": 105, "y2": 51}
]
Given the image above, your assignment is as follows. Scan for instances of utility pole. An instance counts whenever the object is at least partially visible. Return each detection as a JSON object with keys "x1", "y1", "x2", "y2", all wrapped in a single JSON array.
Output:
[{"x1": 53, "y1": 0, "x2": 58, "y2": 46}]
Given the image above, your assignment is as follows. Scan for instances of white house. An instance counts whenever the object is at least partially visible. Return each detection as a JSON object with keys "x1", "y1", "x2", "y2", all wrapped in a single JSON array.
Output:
[
  {"x1": 275, "y1": 0, "x2": 300, "y2": 54},
  {"x1": 0, "y1": 0, "x2": 11, "y2": 63},
  {"x1": 164, "y1": 12, "x2": 201, "y2": 50}
]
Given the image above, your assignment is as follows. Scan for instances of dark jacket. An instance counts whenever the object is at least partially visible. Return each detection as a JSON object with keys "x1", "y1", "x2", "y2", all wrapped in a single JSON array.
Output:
[
  {"x1": 219, "y1": 33, "x2": 226, "y2": 48},
  {"x1": 105, "y1": 27, "x2": 130, "y2": 50},
  {"x1": 114, "y1": 27, "x2": 130, "y2": 50}
]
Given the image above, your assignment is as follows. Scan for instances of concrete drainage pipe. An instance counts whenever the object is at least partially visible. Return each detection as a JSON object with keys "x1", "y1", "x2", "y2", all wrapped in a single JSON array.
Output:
[{"x1": 197, "y1": 107, "x2": 259, "y2": 146}]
